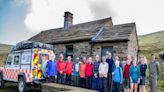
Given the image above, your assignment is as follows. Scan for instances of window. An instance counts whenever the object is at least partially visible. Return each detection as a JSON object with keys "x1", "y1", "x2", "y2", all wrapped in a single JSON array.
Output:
[
  {"x1": 6, "y1": 55, "x2": 13, "y2": 65},
  {"x1": 14, "y1": 56, "x2": 20, "y2": 65},
  {"x1": 39, "y1": 53, "x2": 49, "y2": 64},
  {"x1": 101, "y1": 46, "x2": 113, "y2": 57},
  {"x1": 66, "y1": 45, "x2": 73, "y2": 59}
]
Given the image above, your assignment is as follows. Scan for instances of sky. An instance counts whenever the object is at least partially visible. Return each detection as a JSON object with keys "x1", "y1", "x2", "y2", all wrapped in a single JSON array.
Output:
[{"x1": 0, "y1": 0, "x2": 164, "y2": 45}]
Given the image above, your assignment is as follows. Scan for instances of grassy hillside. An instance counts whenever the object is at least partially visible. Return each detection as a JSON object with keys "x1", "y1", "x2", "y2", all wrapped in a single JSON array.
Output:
[
  {"x1": 139, "y1": 31, "x2": 164, "y2": 51},
  {"x1": 139, "y1": 31, "x2": 164, "y2": 91},
  {"x1": 0, "y1": 44, "x2": 11, "y2": 54},
  {"x1": 0, "y1": 44, "x2": 11, "y2": 66}
]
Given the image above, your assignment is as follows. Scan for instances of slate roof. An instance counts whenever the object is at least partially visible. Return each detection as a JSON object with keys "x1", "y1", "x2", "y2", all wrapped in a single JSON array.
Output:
[
  {"x1": 93, "y1": 23, "x2": 136, "y2": 42},
  {"x1": 29, "y1": 17, "x2": 136, "y2": 44}
]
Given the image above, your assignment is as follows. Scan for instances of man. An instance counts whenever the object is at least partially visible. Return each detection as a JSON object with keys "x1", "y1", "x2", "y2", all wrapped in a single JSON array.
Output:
[
  {"x1": 65, "y1": 56, "x2": 73, "y2": 85},
  {"x1": 46, "y1": 54, "x2": 57, "y2": 83},
  {"x1": 93, "y1": 55, "x2": 100, "y2": 90},
  {"x1": 73, "y1": 57, "x2": 80, "y2": 87},
  {"x1": 57, "y1": 54, "x2": 65, "y2": 84},
  {"x1": 106, "y1": 51, "x2": 114, "y2": 92},
  {"x1": 99, "y1": 56, "x2": 108, "y2": 92},
  {"x1": 149, "y1": 54, "x2": 160, "y2": 92},
  {"x1": 79, "y1": 57, "x2": 87, "y2": 88}
]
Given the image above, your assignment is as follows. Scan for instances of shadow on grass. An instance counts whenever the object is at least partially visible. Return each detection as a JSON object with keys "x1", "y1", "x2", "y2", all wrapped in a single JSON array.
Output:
[{"x1": 0, "y1": 83, "x2": 41, "y2": 92}]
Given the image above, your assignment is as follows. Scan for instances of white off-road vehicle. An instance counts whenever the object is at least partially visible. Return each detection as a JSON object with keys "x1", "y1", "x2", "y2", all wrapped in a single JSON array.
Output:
[{"x1": 0, "y1": 41, "x2": 55, "y2": 92}]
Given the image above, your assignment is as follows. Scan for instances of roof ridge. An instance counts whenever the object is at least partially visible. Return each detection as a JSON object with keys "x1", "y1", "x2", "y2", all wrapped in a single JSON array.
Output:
[{"x1": 41, "y1": 17, "x2": 112, "y2": 32}]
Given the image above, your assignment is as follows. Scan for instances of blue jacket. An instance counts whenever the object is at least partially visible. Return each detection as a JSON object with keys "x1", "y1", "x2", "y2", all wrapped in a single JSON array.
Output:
[
  {"x1": 130, "y1": 65, "x2": 140, "y2": 81},
  {"x1": 46, "y1": 60, "x2": 57, "y2": 76},
  {"x1": 113, "y1": 65, "x2": 123, "y2": 83},
  {"x1": 73, "y1": 62, "x2": 80, "y2": 76},
  {"x1": 106, "y1": 58, "x2": 114, "y2": 74}
]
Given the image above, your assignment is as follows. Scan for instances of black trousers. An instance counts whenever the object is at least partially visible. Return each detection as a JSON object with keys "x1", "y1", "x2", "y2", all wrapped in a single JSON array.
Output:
[
  {"x1": 108, "y1": 74, "x2": 112, "y2": 92},
  {"x1": 47, "y1": 76, "x2": 56, "y2": 83},
  {"x1": 65, "y1": 74, "x2": 72, "y2": 85},
  {"x1": 57, "y1": 73, "x2": 64, "y2": 84},
  {"x1": 86, "y1": 76, "x2": 92, "y2": 89},
  {"x1": 112, "y1": 82, "x2": 121, "y2": 92},
  {"x1": 80, "y1": 78, "x2": 86, "y2": 88}
]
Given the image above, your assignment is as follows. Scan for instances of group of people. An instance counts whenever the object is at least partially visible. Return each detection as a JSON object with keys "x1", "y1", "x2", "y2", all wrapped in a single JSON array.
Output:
[{"x1": 46, "y1": 51, "x2": 160, "y2": 92}]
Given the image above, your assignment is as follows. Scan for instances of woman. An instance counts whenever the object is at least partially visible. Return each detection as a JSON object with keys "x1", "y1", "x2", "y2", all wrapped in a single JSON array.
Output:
[
  {"x1": 123, "y1": 55, "x2": 132, "y2": 92},
  {"x1": 130, "y1": 57, "x2": 140, "y2": 92},
  {"x1": 112, "y1": 56, "x2": 123, "y2": 92},
  {"x1": 140, "y1": 55, "x2": 147, "y2": 92}
]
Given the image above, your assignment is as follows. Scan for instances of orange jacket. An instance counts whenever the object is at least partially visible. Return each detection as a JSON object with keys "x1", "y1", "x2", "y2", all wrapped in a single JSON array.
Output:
[{"x1": 79, "y1": 63, "x2": 87, "y2": 78}]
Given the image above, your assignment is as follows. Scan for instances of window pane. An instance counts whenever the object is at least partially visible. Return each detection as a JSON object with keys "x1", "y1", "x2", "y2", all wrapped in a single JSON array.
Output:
[
  {"x1": 14, "y1": 56, "x2": 19, "y2": 65},
  {"x1": 6, "y1": 56, "x2": 12, "y2": 65}
]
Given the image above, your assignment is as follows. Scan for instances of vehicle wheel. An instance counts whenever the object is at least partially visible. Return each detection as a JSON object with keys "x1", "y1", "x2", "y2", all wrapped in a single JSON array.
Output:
[
  {"x1": 33, "y1": 83, "x2": 38, "y2": 88},
  {"x1": 18, "y1": 77, "x2": 27, "y2": 92},
  {"x1": 0, "y1": 74, "x2": 5, "y2": 88}
]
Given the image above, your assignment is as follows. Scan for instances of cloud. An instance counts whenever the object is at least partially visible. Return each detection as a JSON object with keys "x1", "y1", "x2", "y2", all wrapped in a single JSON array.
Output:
[
  {"x1": 24, "y1": 0, "x2": 93, "y2": 33},
  {"x1": 87, "y1": 0, "x2": 116, "y2": 19}
]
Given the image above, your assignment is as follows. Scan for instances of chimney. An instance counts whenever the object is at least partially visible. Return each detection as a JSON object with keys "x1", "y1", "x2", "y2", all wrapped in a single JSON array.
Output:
[{"x1": 64, "y1": 11, "x2": 73, "y2": 30}]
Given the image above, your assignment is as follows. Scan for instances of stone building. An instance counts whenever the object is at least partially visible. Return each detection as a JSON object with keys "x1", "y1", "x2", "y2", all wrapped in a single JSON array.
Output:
[{"x1": 29, "y1": 11, "x2": 139, "y2": 61}]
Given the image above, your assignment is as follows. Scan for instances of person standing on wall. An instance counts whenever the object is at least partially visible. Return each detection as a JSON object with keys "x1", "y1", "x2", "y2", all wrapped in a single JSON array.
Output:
[
  {"x1": 149, "y1": 54, "x2": 160, "y2": 92},
  {"x1": 65, "y1": 56, "x2": 74, "y2": 85},
  {"x1": 99, "y1": 56, "x2": 108, "y2": 92},
  {"x1": 79, "y1": 57, "x2": 87, "y2": 88},
  {"x1": 93, "y1": 55, "x2": 100, "y2": 90},
  {"x1": 106, "y1": 51, "x2": 114, "y2": 92},
  {"x1": 57, "y1": 54, "x2": 65, "y2": 84},
  {"x1": 46, "y1": 54, "x2": 57, "y2": 83}
]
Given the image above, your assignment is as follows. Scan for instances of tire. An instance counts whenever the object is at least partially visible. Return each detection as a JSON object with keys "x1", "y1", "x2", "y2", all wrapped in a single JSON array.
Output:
[
  {"x1": 18, "y1": 77, "x2": 27, "y2": 92},
  {"x1": 33, "y1": 83, "x2": 39, "y2": 88},
  {"x1": 0, "y1": 74, "x2": 4, "y2": 88}
]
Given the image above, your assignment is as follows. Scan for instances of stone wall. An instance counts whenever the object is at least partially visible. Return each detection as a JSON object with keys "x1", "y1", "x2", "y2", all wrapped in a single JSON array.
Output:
[
  {"x1": 53, "y1": 42, "x2": 91, "y2": 60},
  {"x1": 42, "y1": 83, "x2": 97, "y2": 92},
  {"x1": 128, "y1": 29, "x2": 139, "y2": 59},
  {"x1": 73, "y1": 42, "x2": 91, "y2": 59},
  {"x1": 53, "y1": 45, "x2": 66, "y2": 59},
  {"x1": 52, "y1": 41, "x2": 134, "y2": 61},
  {"x1": 92, "y1": 42, "x2": 128, "y2": 60}
]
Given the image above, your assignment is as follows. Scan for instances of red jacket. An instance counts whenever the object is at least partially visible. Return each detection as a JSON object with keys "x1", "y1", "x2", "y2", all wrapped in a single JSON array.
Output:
[
  {"x1": 123, "y1": 64, "x2": 131, "y2": 78},
  {"x1": 85, "y1": 63, "x2": 93, "y2": 77},
  {"x1": 65, "y1": 61, "x2": 73, "y2": 75},
  {"x1": 57, "y1": 60, "x2": 65, "y2": 73}
]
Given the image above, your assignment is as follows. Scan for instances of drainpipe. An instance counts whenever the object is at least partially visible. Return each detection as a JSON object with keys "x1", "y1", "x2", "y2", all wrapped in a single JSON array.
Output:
[{"x1": 91, "y1": 27, "x2": 104, "y2": 56}]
